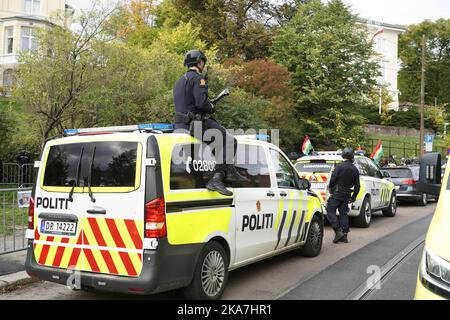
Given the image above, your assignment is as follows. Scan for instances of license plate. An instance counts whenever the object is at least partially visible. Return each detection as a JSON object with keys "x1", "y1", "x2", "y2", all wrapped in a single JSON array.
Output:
[
  {"x1": 311, "y1": 183, "x2": 326, "y2": 189},
  {"x1": 40, "y1": 220, "x2": 77, "y2": 236}
]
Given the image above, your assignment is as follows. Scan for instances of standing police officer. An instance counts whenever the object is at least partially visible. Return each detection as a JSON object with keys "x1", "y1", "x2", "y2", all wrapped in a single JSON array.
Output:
[
  {"x1": 173, "y1": 49, "x2": 245, "y2": 196},
  {"x1": 327, "y1": 147, "x2": 360, "y2": 243}
]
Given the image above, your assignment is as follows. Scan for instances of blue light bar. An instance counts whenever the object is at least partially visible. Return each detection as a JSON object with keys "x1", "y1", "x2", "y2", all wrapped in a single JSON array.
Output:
[{"x1": 64, "y1": 123, "x2": 174, "y2": 136}]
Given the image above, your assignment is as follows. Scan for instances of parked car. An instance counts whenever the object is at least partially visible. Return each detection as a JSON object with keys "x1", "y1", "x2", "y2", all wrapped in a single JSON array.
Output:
[
  {"x1": 381, "y1": 166, "x2": 433, "y2": 206},
  {"x1": 295, "y1": 151, "x2": 396, "y2": 228}
]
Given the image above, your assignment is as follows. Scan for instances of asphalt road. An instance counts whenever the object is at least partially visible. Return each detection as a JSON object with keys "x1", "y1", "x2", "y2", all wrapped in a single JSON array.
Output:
[{"x1": 0, "y1": 202, "x2": 436, "y2": 300}]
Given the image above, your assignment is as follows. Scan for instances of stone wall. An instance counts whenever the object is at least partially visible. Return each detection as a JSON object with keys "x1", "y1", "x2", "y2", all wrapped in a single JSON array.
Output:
[{"x1": 364, "y1": 124, "x2": 435, "y2": 138}]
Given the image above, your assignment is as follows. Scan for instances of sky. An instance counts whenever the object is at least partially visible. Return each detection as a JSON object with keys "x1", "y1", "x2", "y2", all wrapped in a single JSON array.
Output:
[{"x1": 66, "y1": 0, "x2": 450, "y2": 26}]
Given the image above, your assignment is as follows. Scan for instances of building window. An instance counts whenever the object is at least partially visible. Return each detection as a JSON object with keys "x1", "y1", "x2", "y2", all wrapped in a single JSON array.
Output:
[
  {"x1": 24, "y1": 0, "x2": 40, "y2": 15},
  {"x1": 3, "y1": 69, "x2": 15, "y2": 88},
  {"x1": 5, "y1": 27, "x2": 14, "y2": 54},
  {"x1": 21, "y1": 27, "x2": 38, "y2": 52},
  {"x1": 377, "y1": 37, "x2": 386, "y2": 51}
]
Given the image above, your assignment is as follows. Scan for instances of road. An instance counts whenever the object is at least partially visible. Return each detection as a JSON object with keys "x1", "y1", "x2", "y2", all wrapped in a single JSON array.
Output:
[{"x1": 0, "y1": 203, "x2": 435, "y2": 300}]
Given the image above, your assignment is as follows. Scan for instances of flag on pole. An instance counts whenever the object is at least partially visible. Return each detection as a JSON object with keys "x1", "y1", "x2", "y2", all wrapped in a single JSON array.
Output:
[
  {"x1": 372, "y1": 27, "x2": 384, "y2": 39},
  {"x1": 370, "y1": 140, "x2": 384, "y2": 164},
  {"x1": 302, "y1": 136, "x2": 313, "y2": 155}
]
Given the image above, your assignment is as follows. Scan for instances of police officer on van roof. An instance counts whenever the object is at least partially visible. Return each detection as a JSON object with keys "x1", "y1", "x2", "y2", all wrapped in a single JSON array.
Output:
[
  {"x1": 173, "y1": 49, "x2": 246, "y2": 196},
  {"x1": 327, "y1": 147, "x2": 360, "y2": 244}
]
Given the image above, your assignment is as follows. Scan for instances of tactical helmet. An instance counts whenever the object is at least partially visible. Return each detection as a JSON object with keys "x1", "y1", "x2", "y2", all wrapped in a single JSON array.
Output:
[
  {"x1": 184, "y1": 50, "x2": 207, "y2": 67},
  {"x1": 342, "y1": 147, "x2": 355, "y2": 160}
]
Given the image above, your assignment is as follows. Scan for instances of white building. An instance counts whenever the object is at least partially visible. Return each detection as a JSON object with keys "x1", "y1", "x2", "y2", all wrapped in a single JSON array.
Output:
[
  {"x1": 0, "y1": 0, "x2": 74, "y2": 90},
  {"x1": 360, "y1": 18, "x2": 406, "y2": 111}
]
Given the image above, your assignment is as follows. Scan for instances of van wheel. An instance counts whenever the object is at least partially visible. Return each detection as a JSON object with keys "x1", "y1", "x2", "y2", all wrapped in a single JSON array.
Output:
[
  {"x1": 382, "y1": 193, "x2": 397, "y2": 217},
  {"x1": 299, "y1": 215, "x2": 323, "y2": 257},
  {"x1": 417, "y1": 193, "x2": 428, "y2": 206},
  {"x1": 352, "y1": 197, "x2": 371, "y2": 228},
  {"x1": 183, "y1": 241, "x2": 229, "y2": 300}
]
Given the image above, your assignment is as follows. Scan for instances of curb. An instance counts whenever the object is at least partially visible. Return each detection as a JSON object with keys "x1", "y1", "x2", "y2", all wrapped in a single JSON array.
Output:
[{"x1": 0, "y1": 271, "x2": 39, "y2": 293}]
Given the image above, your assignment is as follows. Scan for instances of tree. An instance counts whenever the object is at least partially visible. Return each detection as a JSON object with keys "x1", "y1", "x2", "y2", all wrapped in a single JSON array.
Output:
[
  {"x1": 155, "y1": 0, "x2": 276, "y2": 60},
  {"x1": 271, "y1": 0, "x2": 380, "y2": 149},
  {"x1": 398, "y1": 19, "x2": 450, "y2": 107}
]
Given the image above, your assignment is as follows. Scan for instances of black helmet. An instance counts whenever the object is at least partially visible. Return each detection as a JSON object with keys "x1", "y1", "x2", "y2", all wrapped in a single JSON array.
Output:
[
  {"x1": 184, "y1": 50, "x2": 207, "y2": 67},
  {"x1": 342, "y1": 147, "x2": 355, "y2": 160}
]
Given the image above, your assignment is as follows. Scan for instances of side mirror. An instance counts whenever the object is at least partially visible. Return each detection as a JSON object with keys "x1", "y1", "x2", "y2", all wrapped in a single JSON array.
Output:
[
  {"x1": 382, "y1": 171, "x2": 390, "y2": 179},
  {"x1": 299, "y1": 178, "x2": 311, "y2": 190},
  {"x1": 417, "y1": 153, "x2": 442, "y2": 196}
]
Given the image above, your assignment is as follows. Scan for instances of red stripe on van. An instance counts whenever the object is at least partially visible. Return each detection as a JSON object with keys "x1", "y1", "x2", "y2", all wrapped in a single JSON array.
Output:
[
  {"x1": 38, "y1": 236, "x2": 54, "y2": 265},
  {"x1": 124, "y1": 220, "x2": 143, "y2": 250},
  {"x1": 67, "y1": 231, "x2": 84, "y2": 269},
  {"x1": 52, "y1": 237, "x2": 70, "y2": 267},
  {"x1": 118, "y1": 251, "x2": 137, "y2": 276},
  {"x1": 82, "y1": 235, "x2": 100, "y2": 273},
  {"x1": 87, "y1": 217, "x2": 119, "y2": 274},
  {"x1": 105, "y1": 219, "x2": 127, "y2": 249}
]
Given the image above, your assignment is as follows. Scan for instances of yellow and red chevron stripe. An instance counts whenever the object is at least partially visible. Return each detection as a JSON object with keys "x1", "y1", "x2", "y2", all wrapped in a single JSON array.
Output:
[
  {"x1": 34, "y1": 218, "x2": 144, "y2": 277},
  {"x1": 299, "y1": 173, "x2": 329, "y2": 183}
]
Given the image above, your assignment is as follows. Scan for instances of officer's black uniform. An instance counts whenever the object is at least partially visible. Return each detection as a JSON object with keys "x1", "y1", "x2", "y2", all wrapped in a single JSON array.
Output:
[
  {"x1": 173, "y1": 50, "x2": 243, "y2": 196},
  {"x1": 326, "y1": 148, "x2": 360, "y2": 243}
]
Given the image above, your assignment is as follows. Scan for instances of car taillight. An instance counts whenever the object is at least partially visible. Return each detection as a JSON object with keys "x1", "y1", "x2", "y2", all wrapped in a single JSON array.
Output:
[
  {"x1": 145, "y1": 197, "x2": 166, "y2": 238},
  {"x1": 27, "y1": 197, "x2": 35, "y2": 230},
  {"x1": 402, "y1": 179, "x2": 417, "y2": 185}
]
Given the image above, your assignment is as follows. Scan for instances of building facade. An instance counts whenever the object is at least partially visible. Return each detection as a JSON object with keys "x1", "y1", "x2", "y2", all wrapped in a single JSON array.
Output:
[
  {"x1": 360, "y1": 19, "x2": 406, "y2": 111},
  {"x1": 0, "y1": 0, "x2": 73, "y2": 90}
]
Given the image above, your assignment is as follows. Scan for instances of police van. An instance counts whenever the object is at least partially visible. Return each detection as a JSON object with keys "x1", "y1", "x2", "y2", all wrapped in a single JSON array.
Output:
[
  {"x1": 294, "y1": 152, "x2": 396, "y2": 228},
  {"x1": 25, "y1": 124, "x2": 324, "y2": 299}
]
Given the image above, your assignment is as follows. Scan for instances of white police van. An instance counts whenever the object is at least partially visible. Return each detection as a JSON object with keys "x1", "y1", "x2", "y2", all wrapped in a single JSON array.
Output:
[
  {"x1": 295, "y1": 151, "x2": 396, "y2": 228},
  {"x1": 25, "y1": 124, "x2": 324, "y2": 299}
]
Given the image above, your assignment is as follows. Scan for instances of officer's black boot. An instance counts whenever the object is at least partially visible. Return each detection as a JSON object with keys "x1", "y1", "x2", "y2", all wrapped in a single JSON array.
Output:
[
  {"x1": 340, "y1": 234, "x2": 349, "y2": 243},
  {"x1": 206, "y1": 172, "x2": 233, "y2": 196},
  {"x1": 225, "y1": 165, "x2": 249, "y2": 182},
  {"x1": 333, "y1": 229, "x2": 345, "y2": 243}
]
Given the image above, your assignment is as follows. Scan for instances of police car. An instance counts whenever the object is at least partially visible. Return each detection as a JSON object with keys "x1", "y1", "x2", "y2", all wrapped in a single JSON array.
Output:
[
  {"x1": 294, "y1": 151, "x2": 396, "y2": 228},
  {"x1": 25, "y1": 124, "x2": 324, "y2": 299}
]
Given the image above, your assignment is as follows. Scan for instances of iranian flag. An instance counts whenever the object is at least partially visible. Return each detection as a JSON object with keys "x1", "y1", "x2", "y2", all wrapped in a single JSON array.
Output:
[
  {"x1": 370, "y1": 140, "x2": 384, "y2": 164},
  {"x1": 372, "y1": 27, "x2": 384, "y2": 39},
  {"x1": 302, "y1": 136, "x2": 313, "y2": 155}
]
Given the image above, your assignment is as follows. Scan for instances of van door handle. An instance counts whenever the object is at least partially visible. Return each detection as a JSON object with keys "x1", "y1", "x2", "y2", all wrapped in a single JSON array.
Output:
[
  {"x1": 266, "y1": 191, "x2": 275, "y2": 197},
  {"x1": 280, "y1": 191, "x2": 288, "y2": 197},
  {"x1": 87, "y1": 206, "x2": 106, "y2": 215}
]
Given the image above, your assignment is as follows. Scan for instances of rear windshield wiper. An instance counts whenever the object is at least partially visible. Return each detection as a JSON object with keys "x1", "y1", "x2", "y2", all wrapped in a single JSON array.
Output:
[
  {"x1": 68, "y1": 147, "x2": 84, "y2": 202},
  {"x1": 87, "y1": 146, "x2": 96, "y2": 203}
]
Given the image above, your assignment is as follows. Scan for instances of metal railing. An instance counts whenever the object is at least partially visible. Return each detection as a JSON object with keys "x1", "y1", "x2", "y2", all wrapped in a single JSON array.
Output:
[
  {"x1": 0, "y1": 187, "x2": 31, "y2": 254},
  {"x1": 368, "y1": 139, "x2": 449, "y2": 160},
  {"x1": 1, "y1": 163, "x2": 34, "y2": 188}
]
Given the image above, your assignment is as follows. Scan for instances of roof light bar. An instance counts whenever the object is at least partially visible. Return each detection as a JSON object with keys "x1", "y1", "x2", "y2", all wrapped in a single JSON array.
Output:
[
  {"x1": 237, "y1": 134, "x2": 270, "y2": 141},
  {"x1": 64, "y1": 123, "x2": 174, "y2": 136}
]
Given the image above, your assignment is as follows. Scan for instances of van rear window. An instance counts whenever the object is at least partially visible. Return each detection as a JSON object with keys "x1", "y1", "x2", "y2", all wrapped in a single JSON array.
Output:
[
  {"x1": 43, "y1": 141, "x2": 138, "y2": 188},
  {"x1": 43, "y1": 143, "x2": 85, "y2": 187}
]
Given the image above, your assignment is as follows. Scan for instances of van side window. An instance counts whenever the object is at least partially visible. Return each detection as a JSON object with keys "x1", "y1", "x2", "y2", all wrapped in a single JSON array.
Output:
[
  {"x1": 89, "y1": 141, "x2": 138, "y2": 187},
  {"x1": 232, "y1": 144, "x2": 271, "y2": 188},
  {"x1": 170, "y1": 143, "x2": 215, "y2": 190},
  {"x1": 43, "y1": 143, "x2": 85, "y2": 187},
  {"x1": 170, "y1": 143, "x2": 271, "y2": 190},
  {"x1": 269, "y1": 149, "x2": 298, "y2": 189}
]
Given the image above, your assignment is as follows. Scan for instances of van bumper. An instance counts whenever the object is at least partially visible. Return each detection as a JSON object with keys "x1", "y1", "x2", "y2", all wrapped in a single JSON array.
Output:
[{"x1": 25, "y1": 239, "x2": 203, "y2": 295}]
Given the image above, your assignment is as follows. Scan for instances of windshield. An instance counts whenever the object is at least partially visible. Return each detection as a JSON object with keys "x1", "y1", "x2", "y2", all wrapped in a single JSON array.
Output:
[{"x1": 295, "y1": 162, "x2": 333, "y2": 173}]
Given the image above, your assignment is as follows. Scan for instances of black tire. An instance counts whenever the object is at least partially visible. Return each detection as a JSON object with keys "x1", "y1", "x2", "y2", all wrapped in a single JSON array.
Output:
[
  {"x1": 417, "y1": 193, "x2": 428, "y2": 206},
  {"x1": 182, "y1": 241, "x2": 229, "y2": 300},
  {"x1": 352, "y1": 196, "x2": 371, "y2": 228},
  {"x1": 382, "y1": 192, "x2": 397, "y2": 217},
  {"x1": 299, "y1": 215, "x2": 323, "y2": 257}
]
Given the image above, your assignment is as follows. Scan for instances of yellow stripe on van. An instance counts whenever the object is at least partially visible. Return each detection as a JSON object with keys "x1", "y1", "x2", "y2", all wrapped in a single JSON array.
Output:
[
  {"x1": 165, "y1": 208, "x2": 232, "y2": 245},
  {"x1": 274, "y1": 199, "x2": 284, "y2": 230}
]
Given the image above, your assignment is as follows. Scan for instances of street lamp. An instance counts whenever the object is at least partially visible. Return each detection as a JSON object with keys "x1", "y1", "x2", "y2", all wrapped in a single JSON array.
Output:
[{"x1": 445, "y1": 123, "x2": 449, "y2": 137}]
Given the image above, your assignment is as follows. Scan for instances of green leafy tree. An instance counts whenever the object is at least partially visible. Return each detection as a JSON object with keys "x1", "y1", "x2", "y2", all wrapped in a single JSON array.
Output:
[
  {"x1": 271, "y1": 0, "x2": 380, "y2": 149},
  {"x1": 399, "y1": 19, "x2": 450, "y2": 106}
]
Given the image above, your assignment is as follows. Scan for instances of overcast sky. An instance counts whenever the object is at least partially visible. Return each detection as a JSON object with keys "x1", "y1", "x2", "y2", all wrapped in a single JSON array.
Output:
[{"x1": 66, "y1": 0, "x2": 450, "y2": 26}]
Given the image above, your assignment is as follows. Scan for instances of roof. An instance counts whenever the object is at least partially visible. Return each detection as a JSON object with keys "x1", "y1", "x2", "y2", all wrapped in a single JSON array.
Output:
[
  {"x1": 0, "y1": 15, "x2": 53, "y2": 25},
  {"x1": 357, "y1": 17, "x2": 407, "y2": 32}
]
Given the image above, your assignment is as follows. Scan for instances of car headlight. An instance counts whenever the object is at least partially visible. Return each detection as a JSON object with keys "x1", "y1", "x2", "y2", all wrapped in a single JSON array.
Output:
[{"x1": 420, "y1": 247, "x2": 450, "y2": 296}]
